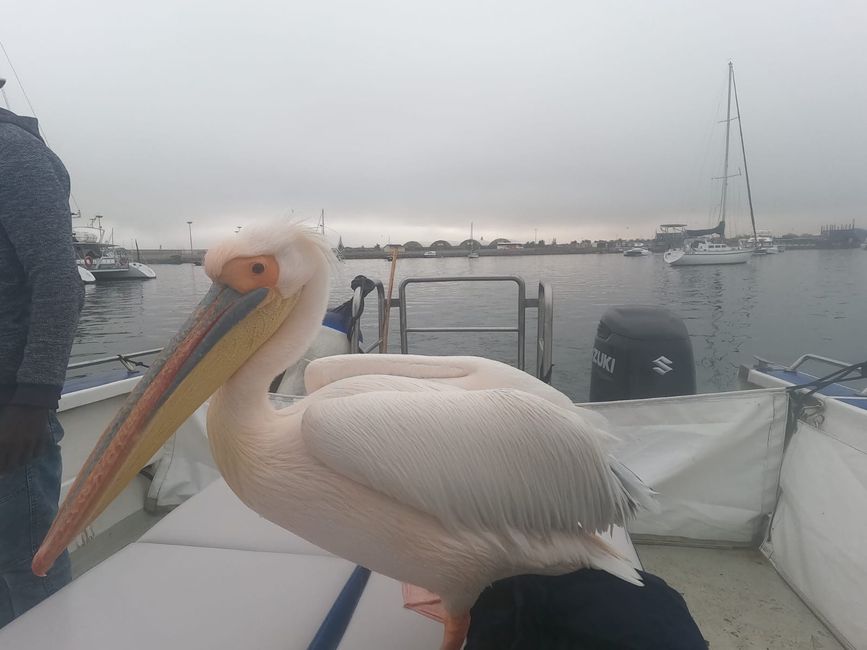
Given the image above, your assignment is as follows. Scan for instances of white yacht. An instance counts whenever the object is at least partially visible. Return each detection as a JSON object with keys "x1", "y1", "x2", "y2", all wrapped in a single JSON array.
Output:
[
  {"x1": 665, "y1": 63, "x2": 759, "y2": 268},
  {"x1": 73, "y1": 217, "x2": 157, "y2": 281},
  {"x1": 664, "y1": 236, "x2": 751, "y2": 265},
  {"x1": 739, "y1": 230, "x2": 781, "y2": 254}
]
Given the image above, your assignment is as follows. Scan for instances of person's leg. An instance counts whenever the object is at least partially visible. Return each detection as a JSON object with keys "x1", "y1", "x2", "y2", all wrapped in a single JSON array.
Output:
[{"x1": 0, "y1": 411, "x2": 71, "y2": 628}]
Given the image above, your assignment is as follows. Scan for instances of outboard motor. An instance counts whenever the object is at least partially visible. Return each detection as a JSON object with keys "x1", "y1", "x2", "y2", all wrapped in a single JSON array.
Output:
[{"x1": 589, "y1": 305, "x2": 695, "y2": 402}]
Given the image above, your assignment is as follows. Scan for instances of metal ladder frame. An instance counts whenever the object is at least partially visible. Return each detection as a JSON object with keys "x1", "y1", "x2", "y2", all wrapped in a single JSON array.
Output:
[{"x1": 349, "y1": 275, "x2": 554, "y2": 382}]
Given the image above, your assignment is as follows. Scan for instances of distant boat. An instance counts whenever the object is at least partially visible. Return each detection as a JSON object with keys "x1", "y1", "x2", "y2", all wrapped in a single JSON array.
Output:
[
  {"x1": 423, "y1": 250, "x2": 437, "y2": 257},
  {"x1": 623, "y1": 246, "x2": 651, "y2": 257},
  {"x1": 665, "y1": 63, "x2": 753, "y2": 267},
  {"x1": 665, "y1": 237, "x2": 751, "y2": 266},
  {"x1": 739, "y1": 230, "x2": 781, "y2": 254},
  {"x1": 72, "y1": 216, "x2": 157, "y2": 280},
  {"x1": 468, "y1": 222, "x2": 479, "y2": 259}
]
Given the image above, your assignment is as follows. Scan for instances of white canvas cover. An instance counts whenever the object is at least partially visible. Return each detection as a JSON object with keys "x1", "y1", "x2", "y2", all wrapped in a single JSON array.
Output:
[
  {"x1": 761, "y1": 399, "x2": 867, "y2": 649},
  {"x1": 276, "y1": 325, "x2": 351, "y2": 395},
  {"x1": 584, "y1": 388, "x2": 789, "y2": 545},
  {"x1": 148, "y1": 388, "x2": 792, "y2": 540},
  {"x1": 146, "y1": 404, "x2": 220, "y2": 510}
]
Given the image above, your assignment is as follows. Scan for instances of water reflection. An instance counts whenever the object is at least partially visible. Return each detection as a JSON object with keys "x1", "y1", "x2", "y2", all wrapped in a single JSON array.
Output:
[{"x1": 72, "y1": 251, "x2": 867, "y2": 401}]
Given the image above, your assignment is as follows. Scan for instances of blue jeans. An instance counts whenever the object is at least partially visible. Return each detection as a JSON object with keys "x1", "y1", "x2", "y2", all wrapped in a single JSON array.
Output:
[{"x1": 0, "y1": 411, "x2": 71, "y2": 628}]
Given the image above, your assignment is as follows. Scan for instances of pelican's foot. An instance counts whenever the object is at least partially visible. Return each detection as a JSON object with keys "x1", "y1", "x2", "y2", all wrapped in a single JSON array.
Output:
[{"x1": 440, "y1": 611, "x2": 470, "y2": 650}]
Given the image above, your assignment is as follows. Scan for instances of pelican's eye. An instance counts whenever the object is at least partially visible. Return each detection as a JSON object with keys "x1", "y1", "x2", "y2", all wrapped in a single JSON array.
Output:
[{"x1": 218, "y1": 255, "x2": 280, "y2": 293}]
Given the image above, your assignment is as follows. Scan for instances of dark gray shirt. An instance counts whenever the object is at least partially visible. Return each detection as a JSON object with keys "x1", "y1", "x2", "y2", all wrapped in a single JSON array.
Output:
[{"x1": 0, "y1": 108, "x2": 83, "y2": 409}]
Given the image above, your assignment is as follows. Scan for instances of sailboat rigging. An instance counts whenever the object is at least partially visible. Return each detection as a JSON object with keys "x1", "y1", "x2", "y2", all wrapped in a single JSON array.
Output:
[
  {"x1": 468, "y1": 222, "x2": 479, "y2": 258},
  {"x1": 664, "y1": 62, "x2": 753, "y2": 266}
]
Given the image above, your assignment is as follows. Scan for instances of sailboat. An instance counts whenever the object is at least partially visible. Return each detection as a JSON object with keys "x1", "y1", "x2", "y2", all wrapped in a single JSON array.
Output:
[
  {"x1": 664, "y1": 63, "x2": 754, "y2": 267},
  {"x1": 468, "y1": 222, "x2": 480, "y2": 258}
]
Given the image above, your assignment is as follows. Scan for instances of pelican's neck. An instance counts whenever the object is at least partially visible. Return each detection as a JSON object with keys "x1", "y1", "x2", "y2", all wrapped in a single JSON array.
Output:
[{"x1": 219, "y1": 262, "x2": 330, "y2": 416}]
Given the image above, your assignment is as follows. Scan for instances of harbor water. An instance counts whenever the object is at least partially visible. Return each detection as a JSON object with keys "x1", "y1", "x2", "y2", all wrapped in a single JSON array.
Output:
[{"x1": 70, "y1": 250, "x2": 867, "y2": 401}]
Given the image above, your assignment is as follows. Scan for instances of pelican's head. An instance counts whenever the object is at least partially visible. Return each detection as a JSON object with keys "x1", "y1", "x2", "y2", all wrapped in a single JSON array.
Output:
[{"x1": 33, "y1": 223, "x2": 332, "y2": 576}]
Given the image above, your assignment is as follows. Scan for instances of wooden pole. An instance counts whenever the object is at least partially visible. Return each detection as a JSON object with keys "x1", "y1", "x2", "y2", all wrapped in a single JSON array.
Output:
[{"x1": 381, "y1": 250, "x2": 399, "y2": 351}]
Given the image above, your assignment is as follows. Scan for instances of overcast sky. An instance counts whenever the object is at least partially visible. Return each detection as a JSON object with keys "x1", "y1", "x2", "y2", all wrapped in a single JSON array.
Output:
[{"x1": 2, "y1": 0, "x2": 865, "y2": 248}]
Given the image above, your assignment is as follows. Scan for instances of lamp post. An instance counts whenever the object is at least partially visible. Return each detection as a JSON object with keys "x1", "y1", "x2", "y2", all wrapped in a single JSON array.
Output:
[{"x1": 186, "y1": 220, "x2": 193, "y2": 261}]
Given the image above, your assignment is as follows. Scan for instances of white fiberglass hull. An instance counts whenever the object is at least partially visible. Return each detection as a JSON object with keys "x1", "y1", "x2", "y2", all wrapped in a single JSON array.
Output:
[
  {"x1": 77, "y1": 266, "x2": 96, "y2": 283},
  {"x1": 750, "y1": 246, "x2": 779, "y2": 255},
  {"x1": 82, "y1": 262, "x2": 157, "y2": 280},
  {"x1": 664, "y1": 249, "x2": 750, "y2": 266}
]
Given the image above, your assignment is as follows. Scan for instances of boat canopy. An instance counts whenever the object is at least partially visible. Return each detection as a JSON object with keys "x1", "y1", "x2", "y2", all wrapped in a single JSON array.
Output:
[{"x1": 685, "y1": 220, "x2": 725, "y2": 237}]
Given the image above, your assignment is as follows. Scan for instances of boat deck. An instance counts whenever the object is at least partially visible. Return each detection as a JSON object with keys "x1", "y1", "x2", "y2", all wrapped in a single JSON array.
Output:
[
  {"x1": 47, "y1": 484, "x2": 841, "y2": 649},
  {"x1": 637, "y1": 545, "x2": 842, "y2": 649}
]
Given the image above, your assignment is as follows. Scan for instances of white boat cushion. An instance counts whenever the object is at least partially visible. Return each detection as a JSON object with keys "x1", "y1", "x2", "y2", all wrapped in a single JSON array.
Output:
[
  {"x1": 0, "y1": 543, "x2": 442, "y2": 650},
  {"x1": 3, "y1": 481, "x2": 642, "y2": 649},
  {"x1": 139, "y1": 478, "x2": 331, "y2": 556}
]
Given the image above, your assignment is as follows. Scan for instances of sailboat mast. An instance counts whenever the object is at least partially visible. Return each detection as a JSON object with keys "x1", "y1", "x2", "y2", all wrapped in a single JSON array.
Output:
[
  {"x1": 731, "y1": 65, "x2": 759, "y2": 248},
  {"x1": 719, "y1": 62, "x2": 734, "y2": 231}
]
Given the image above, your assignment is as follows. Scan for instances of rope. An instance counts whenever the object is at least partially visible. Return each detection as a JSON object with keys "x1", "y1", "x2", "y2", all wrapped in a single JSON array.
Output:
[
  {"x1": 0, "y1": 40, "x2": 40, "y2": 126},
  {"x1": 784, "y1": 360, "x2": 866, "y2": 400},
  {"x1": 784, "y1": 360, "x2": 867, "y2": 433},
  {"x1": 117, "y1": 354, "x2": 151, "y2": 372},
  {"x1": 0, "y1": 39, "x2": 82, "y2": 214}
]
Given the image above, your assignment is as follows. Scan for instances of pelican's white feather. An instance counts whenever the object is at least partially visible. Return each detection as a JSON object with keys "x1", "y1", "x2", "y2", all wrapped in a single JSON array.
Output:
[
  {"x1": 305, "y1": 354, "x2": 577, "y2": 410},
  {"x1": 205, "y1": 221, "x2": 336, "y2": 299},
  {"x1": 303, "y1": 388, "x2": 642, "y2": 538}
]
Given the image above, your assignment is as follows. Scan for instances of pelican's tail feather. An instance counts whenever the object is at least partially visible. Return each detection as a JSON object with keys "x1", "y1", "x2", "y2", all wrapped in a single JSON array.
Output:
[
  {"x1": 584, "y1": 534, "x2": 643, "y2": 586},
  {"x1": 609, "y1": 457, "x2": 659, "y2": 518}
]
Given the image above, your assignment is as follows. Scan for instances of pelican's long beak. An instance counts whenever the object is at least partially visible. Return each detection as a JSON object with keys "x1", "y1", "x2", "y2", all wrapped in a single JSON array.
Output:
[{"x1": 33, "y1": 282, "x2": 299, "y2": 576}]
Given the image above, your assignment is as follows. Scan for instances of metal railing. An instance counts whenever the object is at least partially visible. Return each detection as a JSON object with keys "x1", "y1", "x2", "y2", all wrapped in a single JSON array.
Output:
[
  {"x1": 67, "y1": 348, "x2": 162, "y2": 372},
  {"x1": 399, "y1": 276, "x2": 527, "y2": 368},
  {"x1": 536, "y1": 281, "x2": 553, "y2": 382},
  {"x1": 349, "y1": 281, "x2": 387, "y2": 354},
  {"x1": 349, "y1": 275, "x2": 554, "y2": 382},
  {"x1": 785, "y1": 354, "x2": 855, "y2": 373},
  {"x1": 71, "y1": 274, "x2": 555, "y2": 383}
]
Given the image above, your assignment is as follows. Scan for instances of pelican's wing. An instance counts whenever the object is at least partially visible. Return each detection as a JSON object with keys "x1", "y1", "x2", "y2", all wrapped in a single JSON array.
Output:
[
  {"x1": 302, "y1": 388, "x2": 648, "y2": 537},
  {"x1": 304, "y1": 354, "x2": 575, "y2": 409}
]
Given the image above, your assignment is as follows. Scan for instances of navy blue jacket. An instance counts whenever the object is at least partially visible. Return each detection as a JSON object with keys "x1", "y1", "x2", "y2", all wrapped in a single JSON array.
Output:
[{"x1": 0, "y1": 108, "x2": 83, "y2": 409}]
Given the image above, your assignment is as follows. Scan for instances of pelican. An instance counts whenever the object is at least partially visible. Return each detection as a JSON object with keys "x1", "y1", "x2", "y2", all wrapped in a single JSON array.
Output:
[{"x1": 34, "y1": 223, "x2": 655, "y2": 650}]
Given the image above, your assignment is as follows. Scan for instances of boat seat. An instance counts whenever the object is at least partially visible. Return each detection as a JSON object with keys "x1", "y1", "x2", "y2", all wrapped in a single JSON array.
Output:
[
  {"x1": 0, "y1": 542, "x2": 443, "y2": 650},
  {"x1": 2, "y1": 478, "x2": 645, "y2": 649},
  {"x1": 139, "y1": 478, "x2": 331, "y2": 556},
  {"x1": 140, "y1": 478, "x2": 643, "y2": 569}
]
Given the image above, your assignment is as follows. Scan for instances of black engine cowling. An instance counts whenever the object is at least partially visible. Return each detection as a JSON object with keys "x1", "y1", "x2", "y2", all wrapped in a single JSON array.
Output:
[{"x1": 589, "y1": 305, "x2": 696, "y2": 402}]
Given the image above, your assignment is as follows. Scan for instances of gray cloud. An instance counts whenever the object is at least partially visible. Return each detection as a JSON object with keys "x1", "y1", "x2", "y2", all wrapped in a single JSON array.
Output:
[{"x1": 3, "y1": 0, "x2": 865, "y2": 248}]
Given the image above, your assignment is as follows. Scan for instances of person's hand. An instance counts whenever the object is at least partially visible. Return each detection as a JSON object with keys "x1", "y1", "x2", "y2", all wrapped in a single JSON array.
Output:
[{"x1": 0, "y1": 405, "x2": 51, "y2": 472}]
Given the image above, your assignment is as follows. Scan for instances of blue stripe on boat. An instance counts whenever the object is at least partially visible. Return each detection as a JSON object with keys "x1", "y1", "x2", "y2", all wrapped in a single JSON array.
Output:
[
  {"x1": 307, "y1": 566, "x2": 371, "y2": 650},
  {"x1": 763, "y1": 369, "x2": 863, "y2": 397},
  {"x1": 835, "y1": 397, "x2": 867, "y2": 411}
]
